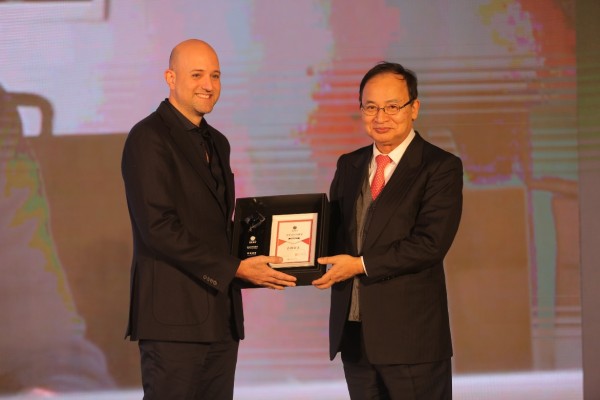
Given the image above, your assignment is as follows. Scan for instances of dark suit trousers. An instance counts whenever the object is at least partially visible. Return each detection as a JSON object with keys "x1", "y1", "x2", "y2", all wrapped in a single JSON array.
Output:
[
  {"x1": 139, "y1": 334, "x2": 239, "y2": 400},
  {"x1": 341, "y1": 322, "x2": 452, "y2": 400}
]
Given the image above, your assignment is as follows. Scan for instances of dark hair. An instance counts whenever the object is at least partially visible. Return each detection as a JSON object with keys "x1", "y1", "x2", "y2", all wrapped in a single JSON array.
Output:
[{"x1": 358, "y1": 62, "x2": 418, "y2": 106}]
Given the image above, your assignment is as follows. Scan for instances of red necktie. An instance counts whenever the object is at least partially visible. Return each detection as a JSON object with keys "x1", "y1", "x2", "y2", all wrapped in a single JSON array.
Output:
[{"x1": 371, "y1": 154, "x2": 391, "y2": 200}]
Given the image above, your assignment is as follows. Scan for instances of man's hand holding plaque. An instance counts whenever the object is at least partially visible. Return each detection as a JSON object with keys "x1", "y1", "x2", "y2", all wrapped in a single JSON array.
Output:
[
  {"x1": 236, "y1": 255, "x2": 297, "y2": 290},
  {"x1": 232, "y1": 193, "x2": 329, "y2": 286}
]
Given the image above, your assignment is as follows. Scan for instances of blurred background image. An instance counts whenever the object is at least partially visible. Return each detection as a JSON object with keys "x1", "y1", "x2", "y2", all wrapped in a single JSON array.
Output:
[{"x1": 1, "y1": 0, "x2": 597, "y2": 398}]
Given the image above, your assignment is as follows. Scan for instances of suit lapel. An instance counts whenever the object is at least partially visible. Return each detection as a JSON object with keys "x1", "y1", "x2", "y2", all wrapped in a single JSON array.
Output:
[
  {"x1": 157, "y1": 102, "x2": 224, "y2": 214},
  {"x1": 363, "y1": 134, "x2": 425, "y2": 250},
  {"x1": 344, "y1": 147, "x2": 371, "y2": 254}
]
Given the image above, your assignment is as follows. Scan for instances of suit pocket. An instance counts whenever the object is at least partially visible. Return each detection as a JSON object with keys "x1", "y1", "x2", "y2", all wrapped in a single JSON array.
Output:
[{"x1": 151, "y1": 260, "x2": 209, "y2": 325}]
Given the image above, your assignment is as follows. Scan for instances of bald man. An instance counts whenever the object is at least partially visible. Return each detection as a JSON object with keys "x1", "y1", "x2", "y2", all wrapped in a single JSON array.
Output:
[{"x1": 121, "y1": 39, "x2": 296, "y2": 399}]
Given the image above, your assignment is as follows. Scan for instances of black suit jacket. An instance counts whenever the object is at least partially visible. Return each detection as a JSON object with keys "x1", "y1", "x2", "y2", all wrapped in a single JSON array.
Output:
[
  {"x1": 328, "y1": 132, "x2": 463, "y2": 364},
  {"x1": 122, "y1": 100, "x2": 244, "y2": 343}
]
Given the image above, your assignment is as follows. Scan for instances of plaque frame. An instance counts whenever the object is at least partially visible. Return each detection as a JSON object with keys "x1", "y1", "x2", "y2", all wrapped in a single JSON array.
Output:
[{"x1": 231, "y1": 193, "x2": 329, "y2": 286}]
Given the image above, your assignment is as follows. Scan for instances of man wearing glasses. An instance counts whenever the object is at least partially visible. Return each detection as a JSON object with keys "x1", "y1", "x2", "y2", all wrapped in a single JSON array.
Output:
[{"x1": 313, "y1": 62, "x2": 463, "y2": 399}]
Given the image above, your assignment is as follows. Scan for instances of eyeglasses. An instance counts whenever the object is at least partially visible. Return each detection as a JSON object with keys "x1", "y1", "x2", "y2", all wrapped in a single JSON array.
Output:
[{"x1": 360, "y1": 99, "x2": 413, "y2": 116}]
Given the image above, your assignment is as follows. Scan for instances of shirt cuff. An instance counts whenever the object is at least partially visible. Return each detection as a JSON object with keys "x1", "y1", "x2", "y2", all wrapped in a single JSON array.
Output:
[{"x1": 360, "y1": 256, "x2": 368, "y2": 276}]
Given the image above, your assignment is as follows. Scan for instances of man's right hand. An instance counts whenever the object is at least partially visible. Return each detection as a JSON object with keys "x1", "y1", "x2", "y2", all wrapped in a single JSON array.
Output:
[{"x1": 235, "y1": 255, "x2": 297, "y2": 290}]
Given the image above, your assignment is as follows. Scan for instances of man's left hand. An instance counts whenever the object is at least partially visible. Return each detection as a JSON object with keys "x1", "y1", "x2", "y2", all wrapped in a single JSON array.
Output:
[{"x1": 312, "y1": 255, "x2": 364, "y2": 289}]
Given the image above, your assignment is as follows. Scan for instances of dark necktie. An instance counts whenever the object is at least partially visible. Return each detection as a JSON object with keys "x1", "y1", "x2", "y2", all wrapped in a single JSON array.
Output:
[
  {"x1": 197, "y1": 128, "x2": 226, "y2": 207},
  {"x1": 200, "y1": 130, "x2": 213, "y2": 164}
]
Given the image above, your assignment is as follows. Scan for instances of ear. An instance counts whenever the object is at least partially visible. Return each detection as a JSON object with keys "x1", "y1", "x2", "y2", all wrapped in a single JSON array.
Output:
[
  {"x1": 164, "y1": 69, "x2": 175, "y2": 88},
  {"x1": 410, "y1": 98, "x2": 420, "y2": 121}
]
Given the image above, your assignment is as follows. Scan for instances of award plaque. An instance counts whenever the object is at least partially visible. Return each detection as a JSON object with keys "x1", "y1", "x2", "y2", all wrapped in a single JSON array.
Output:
[
  {"x1": 232, "y1": 193, "x2": 329, "y2": 286},
  {"x1": 269, "y1": 213, "x2": 318, "y2": 268}
]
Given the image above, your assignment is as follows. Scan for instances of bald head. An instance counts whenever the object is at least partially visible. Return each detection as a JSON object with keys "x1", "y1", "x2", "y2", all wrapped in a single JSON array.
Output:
[
  {"x1": 169, "y1": 39, "x2": 217, "y2": 70},
  {"x1": 165, "y1": 39, "x2": 221, "y2": 124}
]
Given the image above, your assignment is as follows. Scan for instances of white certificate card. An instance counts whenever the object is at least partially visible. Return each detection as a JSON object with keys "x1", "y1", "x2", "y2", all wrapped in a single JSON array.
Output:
[{"x1": 269, "y1": 213, "x2": 318, "y2": 268}]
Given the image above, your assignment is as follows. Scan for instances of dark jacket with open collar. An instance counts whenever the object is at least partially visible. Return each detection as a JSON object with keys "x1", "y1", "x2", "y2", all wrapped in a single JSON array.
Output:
[{"x1": 122, "y1": 99, "x2": 243, "y2": 343}]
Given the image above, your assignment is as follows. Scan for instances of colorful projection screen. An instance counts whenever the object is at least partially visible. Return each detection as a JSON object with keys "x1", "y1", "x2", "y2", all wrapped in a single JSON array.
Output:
[{"x1": 0, "y1": 0, "x2": 588, "y2": 395}]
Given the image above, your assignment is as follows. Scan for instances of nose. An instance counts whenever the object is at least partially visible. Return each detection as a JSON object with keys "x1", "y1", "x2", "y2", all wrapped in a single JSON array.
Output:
[
  {"x1": 374, "y1": 108, "x2": 388, "y2": 122},
  {"x1": 201, "y1": 75, "x2": 213, "y2": 91}
]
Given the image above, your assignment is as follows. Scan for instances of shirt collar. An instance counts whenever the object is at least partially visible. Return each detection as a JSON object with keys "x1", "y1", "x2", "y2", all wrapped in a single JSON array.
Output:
[
  {"x1": 371, "y1": 129, "x2": 416, "y2": 165},
  {"x1": 165, "y1": 99, "x2": 208, "y2": 133}
]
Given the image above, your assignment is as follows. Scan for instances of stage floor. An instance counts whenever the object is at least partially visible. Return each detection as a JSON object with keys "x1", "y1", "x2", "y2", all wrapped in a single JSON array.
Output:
[{"x1": 1, "y1": 370, "x2": 583, "y2": 400}]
